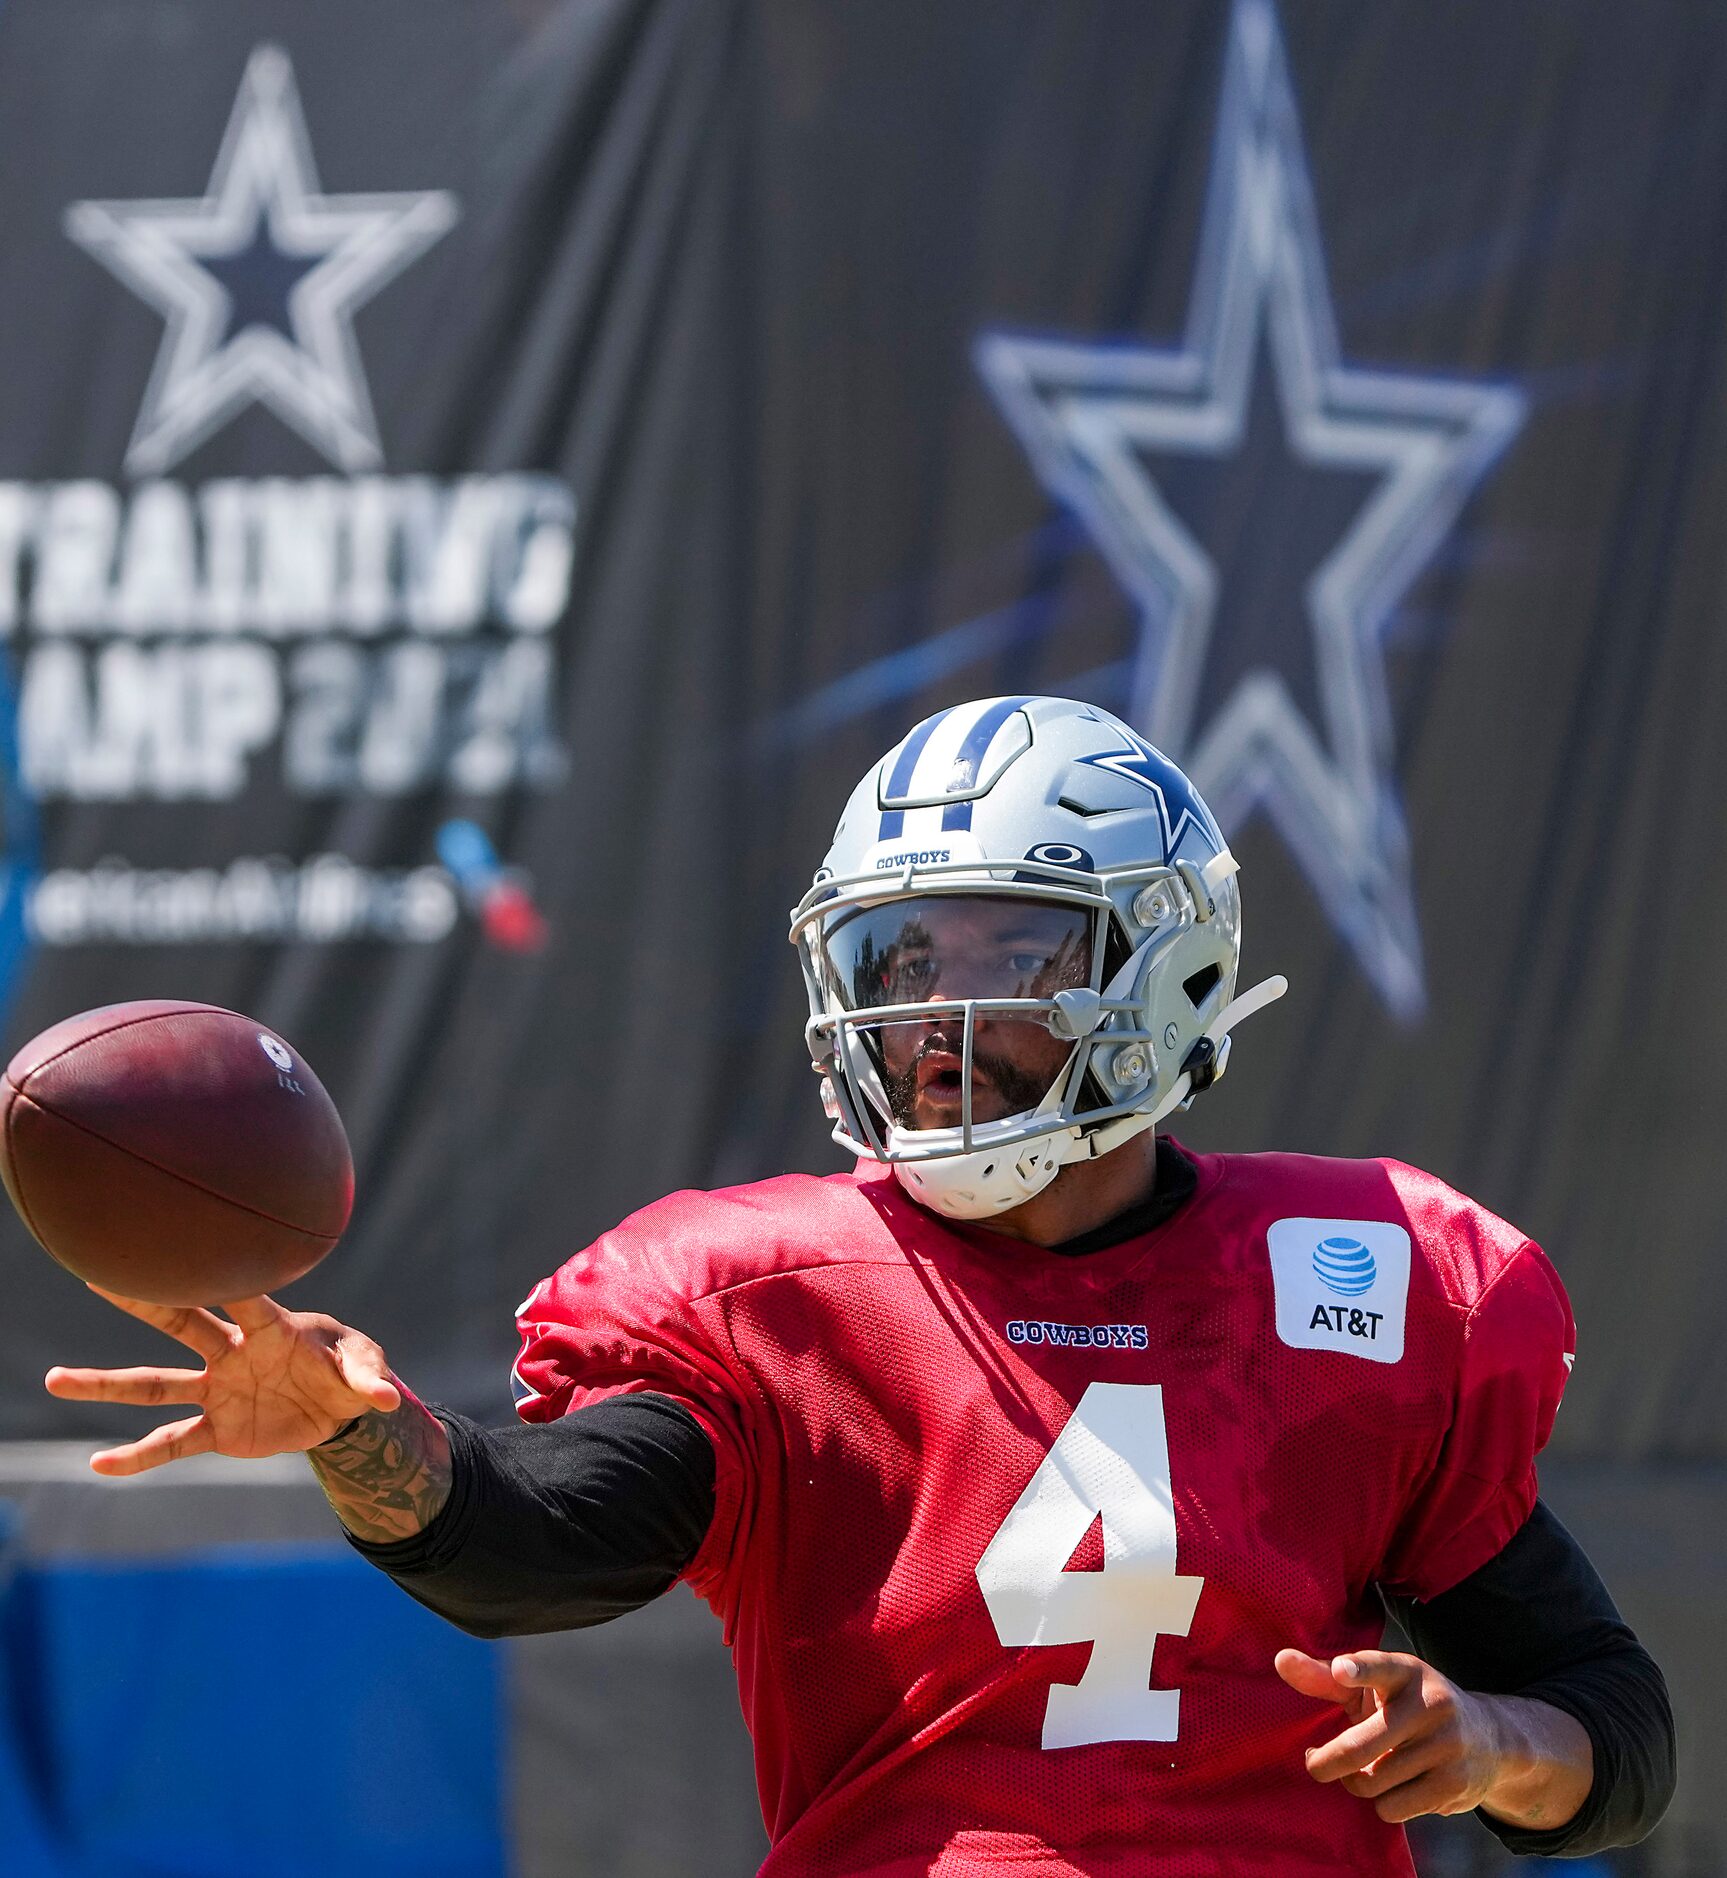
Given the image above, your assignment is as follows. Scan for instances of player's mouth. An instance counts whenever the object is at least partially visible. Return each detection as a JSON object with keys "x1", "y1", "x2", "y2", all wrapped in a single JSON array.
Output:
[
  {"x1": 915, "y1": 1051, "x2": 992, "y2": 1103},
  {"x1": 916, "y1": 1051, "x2": 968, "y2": 1096}
]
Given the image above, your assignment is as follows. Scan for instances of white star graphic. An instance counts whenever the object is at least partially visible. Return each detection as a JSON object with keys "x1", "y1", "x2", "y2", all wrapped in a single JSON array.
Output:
[
  {"x1": 65, "y1": 44, "x2": 458, "y2": 475},
  {"x1": 976, "y1": 0, "x2": 1525, "y2": 1020}
]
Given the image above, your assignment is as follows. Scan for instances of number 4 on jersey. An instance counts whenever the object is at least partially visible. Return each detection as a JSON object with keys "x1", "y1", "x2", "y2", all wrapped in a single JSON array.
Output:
[{"x1": 975, "y1": 1382, "x2": 1204, "y2": 1750}]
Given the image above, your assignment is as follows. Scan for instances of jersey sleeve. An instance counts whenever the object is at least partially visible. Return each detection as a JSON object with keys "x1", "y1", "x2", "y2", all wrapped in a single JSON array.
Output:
[
  {"x1": 1376, "y1": 1240, "x2": 1576, "y2": 1603},
  {"x1": 510, "y1": 1211, "x2": 760, "y2": 1627}
]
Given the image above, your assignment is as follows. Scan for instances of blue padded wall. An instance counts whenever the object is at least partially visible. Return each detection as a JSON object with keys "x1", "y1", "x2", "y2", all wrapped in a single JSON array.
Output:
[{"x1": 0, "y1": 1538, "x2": 504, "y2": 1878}]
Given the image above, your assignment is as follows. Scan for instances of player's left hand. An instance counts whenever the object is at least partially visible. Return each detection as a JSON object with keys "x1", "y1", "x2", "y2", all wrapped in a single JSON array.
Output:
[{"x1": 1274, "y1": 1648, "x2": 1512, "y2": 1823}]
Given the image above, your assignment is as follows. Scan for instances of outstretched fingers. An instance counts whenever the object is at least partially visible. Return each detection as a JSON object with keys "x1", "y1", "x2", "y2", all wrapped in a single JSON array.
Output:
[
  {"x1": 46, "y1": 1365, "x2": 206, "y2": 1407},
  {"x1": 89, "y1": 1414, "x2": 215, "y2": 1477},
  {"x1": 86, "y1": 1287, "x2": 237, "y2": 1363}
]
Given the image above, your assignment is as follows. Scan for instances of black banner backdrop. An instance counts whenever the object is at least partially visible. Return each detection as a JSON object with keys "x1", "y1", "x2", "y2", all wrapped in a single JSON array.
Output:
[{"x1": 0, "y1": 0, "x2": 1720, "y2": 1510}]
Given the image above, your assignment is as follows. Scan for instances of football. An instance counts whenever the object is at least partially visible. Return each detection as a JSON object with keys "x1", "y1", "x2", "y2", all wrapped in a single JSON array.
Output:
[{"x1": 0, "y1": 1000, "x2": 353, "y2": 1305}]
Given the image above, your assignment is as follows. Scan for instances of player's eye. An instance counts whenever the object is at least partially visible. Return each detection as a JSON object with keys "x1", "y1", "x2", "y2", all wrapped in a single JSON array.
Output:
[{"x1": 889, "y1": 954, "x2": 938, "y2": 991}]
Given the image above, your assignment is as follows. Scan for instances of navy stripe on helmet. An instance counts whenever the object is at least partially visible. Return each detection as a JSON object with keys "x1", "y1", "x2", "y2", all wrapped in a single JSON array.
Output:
[
  {"x1": 940, "y1": 695, "x2": 1033, "y2": 831},
  {"x1": 877, "y1": 707, "x2": 954, "y2": 839}
]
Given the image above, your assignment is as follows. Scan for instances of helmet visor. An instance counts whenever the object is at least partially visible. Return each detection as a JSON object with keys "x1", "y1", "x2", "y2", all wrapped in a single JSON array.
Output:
[{"x1": 819, "y1": 895, "x2": 1093, "y2": 1131}]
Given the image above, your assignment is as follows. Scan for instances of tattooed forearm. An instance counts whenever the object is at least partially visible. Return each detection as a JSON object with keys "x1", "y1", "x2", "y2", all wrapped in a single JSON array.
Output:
[{"x1": 305, "y1": 1382, "x2": 453, "y2": 1544}]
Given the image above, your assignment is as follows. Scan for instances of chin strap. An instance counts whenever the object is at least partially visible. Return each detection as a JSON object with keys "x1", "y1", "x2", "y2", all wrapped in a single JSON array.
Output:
[{"x1": 1168, "y1": 969, "x2": 1288, "y2": 1110}]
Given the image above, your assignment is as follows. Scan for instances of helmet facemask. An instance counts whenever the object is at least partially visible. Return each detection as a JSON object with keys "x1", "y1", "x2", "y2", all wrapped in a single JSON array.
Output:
[
  {"x1": 791, "y1": 697, "x2": 1289, "y2": 1220},
  {"x1": 794, "y1": 859, "x2": 1202, "y2": 1216}
]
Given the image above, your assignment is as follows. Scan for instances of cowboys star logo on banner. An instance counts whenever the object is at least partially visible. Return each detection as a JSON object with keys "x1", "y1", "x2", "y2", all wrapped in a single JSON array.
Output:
[
  {"x1": 977, "y1": 0, "x2": 1525, "y2": 1019},
  {"x1": 65, "y1": 43, "x2": 458, "y2": 475}
]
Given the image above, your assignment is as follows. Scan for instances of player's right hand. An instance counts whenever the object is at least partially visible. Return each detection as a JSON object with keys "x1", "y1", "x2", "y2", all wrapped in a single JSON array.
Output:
[{"x1": 44, "y1": 1287, "x2": 401, "y2": 1475}]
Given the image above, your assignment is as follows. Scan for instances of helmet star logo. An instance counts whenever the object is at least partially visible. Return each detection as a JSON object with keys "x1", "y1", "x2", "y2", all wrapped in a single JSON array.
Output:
[
  {"x1": 1075, "y1": 723, "x2": 1223, "y2": 862},
  {"x1": 976, "y1": 0, "x2": 1525, "y2": 1019},
  {"x1": 65, "y1": 44, "x2": 458, "y2": 475}
]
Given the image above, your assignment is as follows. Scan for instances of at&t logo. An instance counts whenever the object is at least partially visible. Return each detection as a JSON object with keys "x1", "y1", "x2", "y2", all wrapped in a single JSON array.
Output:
[{"x1": 1312, "y1": 1235, "x2": 1376, "y2": 1296}]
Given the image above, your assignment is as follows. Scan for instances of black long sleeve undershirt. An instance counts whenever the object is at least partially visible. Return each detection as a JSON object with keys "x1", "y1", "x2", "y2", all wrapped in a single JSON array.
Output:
[
  {"x1": 1385, "y1": 1499, "x2": 1675, "y2": 1857},
  {"x1": 346, "y1": 1394, "x2": 714, "y2": 1640}
]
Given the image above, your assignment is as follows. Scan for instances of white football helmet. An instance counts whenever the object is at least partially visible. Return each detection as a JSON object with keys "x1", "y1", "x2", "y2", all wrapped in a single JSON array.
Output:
[{"x1": 789, "y1": 695, "x2": 1287, "y2": 1220}]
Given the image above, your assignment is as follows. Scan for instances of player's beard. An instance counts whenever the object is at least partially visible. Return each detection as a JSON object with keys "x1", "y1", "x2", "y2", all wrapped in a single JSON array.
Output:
[{"x1": 879, "y1": 1032, "x2": 1058, "y2": 1131}]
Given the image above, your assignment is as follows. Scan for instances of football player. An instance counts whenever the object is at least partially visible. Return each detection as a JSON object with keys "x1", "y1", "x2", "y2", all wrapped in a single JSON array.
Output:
[{"x1": 46, "y1": 697, "x2": 1673, "y2": 1875}]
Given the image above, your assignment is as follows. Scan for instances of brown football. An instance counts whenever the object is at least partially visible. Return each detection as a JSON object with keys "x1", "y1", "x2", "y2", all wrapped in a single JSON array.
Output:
[{"x1": 0, "y1": 1000, "x2": 353, "y2": 1305}]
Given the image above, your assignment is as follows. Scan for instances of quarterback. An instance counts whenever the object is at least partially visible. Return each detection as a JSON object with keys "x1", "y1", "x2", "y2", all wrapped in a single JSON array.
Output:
[{"x1": 47, "y1": 697, "x2": 1672, "y2": 1875}]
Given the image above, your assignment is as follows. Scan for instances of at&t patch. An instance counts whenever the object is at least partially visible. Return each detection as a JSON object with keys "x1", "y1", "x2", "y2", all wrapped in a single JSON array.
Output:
[{"x1": 1266, "y1": 1217, "x2": 1412, "y2": 1364}]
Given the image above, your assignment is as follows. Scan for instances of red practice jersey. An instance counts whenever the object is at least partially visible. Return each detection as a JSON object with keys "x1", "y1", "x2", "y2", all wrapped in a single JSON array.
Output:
[{"x1": 514, "y1": 1144, "x2": 1574, "y2": 1877}]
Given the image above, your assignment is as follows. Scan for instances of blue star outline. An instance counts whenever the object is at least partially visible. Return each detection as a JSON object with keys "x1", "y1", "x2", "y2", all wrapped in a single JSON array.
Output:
[{"x1": 976, "y1": 0, "x2": 1526, "y2": 1018}]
